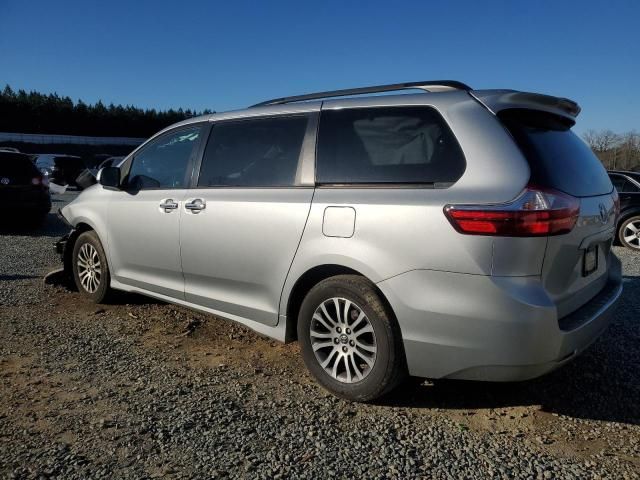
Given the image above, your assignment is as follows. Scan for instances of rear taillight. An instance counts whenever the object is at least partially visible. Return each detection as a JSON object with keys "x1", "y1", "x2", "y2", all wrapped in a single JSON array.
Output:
[
  {"x1": 32, "y1": 176, "x2": 49, "y2": 188},
  {"x1": 444, "y1": 186, "x2": 580, "y2": 237}
]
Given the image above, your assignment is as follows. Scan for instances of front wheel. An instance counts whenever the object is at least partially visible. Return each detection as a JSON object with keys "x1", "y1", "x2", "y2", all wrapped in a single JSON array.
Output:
[
  {"x1": 619, "y1": 216, "x2": 640, "y2": 250},
  {"x1": 72, "y1": 231, "x2": 112, "y2": 303},
  {"x1": 297, "y1": 275, "x2": 406, "y2": 402}
]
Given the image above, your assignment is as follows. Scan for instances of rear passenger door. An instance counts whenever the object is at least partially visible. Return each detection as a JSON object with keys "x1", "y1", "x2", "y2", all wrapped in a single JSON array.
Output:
[
  {"x1": 180, "y1": 111, "x2": 317, "y2": 326},
  {"x1": 302, "y1": 104, "x2": 481, "y2": 279}
]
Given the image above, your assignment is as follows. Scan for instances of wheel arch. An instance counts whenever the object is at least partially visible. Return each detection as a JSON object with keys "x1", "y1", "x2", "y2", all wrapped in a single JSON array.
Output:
[
  {"x1": 619, "y1": 207, "x2": 640, "y2": 224},
  {"x1": 283, "y1": 264, "x2": 398, "y2": 342}
]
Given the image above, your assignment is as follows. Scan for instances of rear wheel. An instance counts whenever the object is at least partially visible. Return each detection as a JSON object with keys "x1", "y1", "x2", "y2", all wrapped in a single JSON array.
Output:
[
  {"x1": 72, "y1": 231, "x2": 111, "y2": 303},
  {"x1": 297, "y1": 275, "x2": 406, "y2": 402},
  {"x1": 619, "y1": 216, "x2": 640, "y2": 250}
]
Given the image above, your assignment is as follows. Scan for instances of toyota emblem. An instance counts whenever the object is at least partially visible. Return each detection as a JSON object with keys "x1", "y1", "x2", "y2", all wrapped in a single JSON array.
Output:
[
  {"x1": 599, "y1": 203, "x2": 608, "y2": 224},
  {"x1": 0, "y1": 177, "x2": 9, "y2": 185}
]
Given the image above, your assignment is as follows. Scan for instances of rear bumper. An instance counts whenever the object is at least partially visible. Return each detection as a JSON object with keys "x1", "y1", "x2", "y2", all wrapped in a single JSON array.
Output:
[
  {"x1": 377, "y1": 254, "x2": 623, "y2": 381},
  {"x1": 1, "y1": 198, "x2": 51, "y2": 215}
]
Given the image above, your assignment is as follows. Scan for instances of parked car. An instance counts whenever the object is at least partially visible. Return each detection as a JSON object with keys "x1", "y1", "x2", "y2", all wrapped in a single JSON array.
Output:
[
  {"x1": 0, "y1": 147, "x2": 21, "y2": 153},
  {"x1": 56, "y1": 81, "x2": 622, "y2": 401},
  {"x1": 76, "y1": 156, "x2": 126, "y2": 190},
  {"x1": 0, "y1": 151, "x2": 51, "y2": 224},
  {"x1": 95, "y1": 156, "x2": 124, "y2": 174},
  {"x1": 34, "y1": 154, "x2": 87, "y2": 187},
  {"x1": 608, "y1": 170, "x2": 640, "y2": 250}
]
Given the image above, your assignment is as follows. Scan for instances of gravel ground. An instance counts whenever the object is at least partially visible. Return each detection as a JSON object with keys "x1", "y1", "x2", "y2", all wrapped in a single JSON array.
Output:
[{"x1": 1, "y1": 192, "x2": 639, "y2": 479}]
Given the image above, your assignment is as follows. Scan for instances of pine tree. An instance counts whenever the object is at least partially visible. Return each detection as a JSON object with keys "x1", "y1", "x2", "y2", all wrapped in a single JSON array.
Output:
[{"x1": 0, "y1": 84, "x2": 211, "y2": 137}]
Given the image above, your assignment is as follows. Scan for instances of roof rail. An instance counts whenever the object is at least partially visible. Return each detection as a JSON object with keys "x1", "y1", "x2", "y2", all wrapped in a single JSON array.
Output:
[{"x1": 250, "y1": 80, "x2": 472, "y2": 107}]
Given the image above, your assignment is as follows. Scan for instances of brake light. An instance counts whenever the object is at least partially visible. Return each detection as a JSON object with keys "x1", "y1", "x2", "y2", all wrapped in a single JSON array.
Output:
[
  {"x1": 444, "y1": 186, "x2": 580, "y2": 236},
  {"x1": 32, "y1": 176, "x2": 49, "y2": 188}
]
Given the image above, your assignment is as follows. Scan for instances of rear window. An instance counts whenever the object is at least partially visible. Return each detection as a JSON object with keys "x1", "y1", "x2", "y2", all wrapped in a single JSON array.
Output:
[
  {"x1": 0, "y1": 153, "x2": 39, "y2": 177},
  {"x1": 500, "y1": 109, "x2": 612, "y2": 197},
  {"x1": 316, "y1": 106, "x2": 466, "y2": 185}
]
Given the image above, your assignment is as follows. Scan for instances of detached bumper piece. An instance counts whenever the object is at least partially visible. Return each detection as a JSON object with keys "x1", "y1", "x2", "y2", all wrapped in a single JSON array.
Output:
[
  {"x1": 45, "y1": 230, "x2": 76, "y2": 289},
  {"x1": 55, "y1": 234, "x2": 69, "y2": 257}
]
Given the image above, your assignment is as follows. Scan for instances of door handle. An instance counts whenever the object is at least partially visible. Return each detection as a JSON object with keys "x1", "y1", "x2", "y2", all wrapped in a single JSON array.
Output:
[
  {"x1": 185, "y1": 198, "x2": 206, "y2": 213},
  {"x1": 159, "y1": 199, "x2": 179, "y2": 212}
]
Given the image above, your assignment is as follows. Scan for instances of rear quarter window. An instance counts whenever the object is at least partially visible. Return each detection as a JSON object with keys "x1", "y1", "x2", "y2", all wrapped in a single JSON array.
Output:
[
  {"x1": 316, "y1": 106, "x2": 466, "y2": 186},
  {"x1": 500, "y1": 109, "x2": 612, "y2": 197}
]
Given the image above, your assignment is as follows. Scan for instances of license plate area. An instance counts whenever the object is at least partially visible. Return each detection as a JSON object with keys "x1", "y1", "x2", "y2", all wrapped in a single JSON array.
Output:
[{"x1": 582, "y1": 245, "x2": 599, "y2": 277}]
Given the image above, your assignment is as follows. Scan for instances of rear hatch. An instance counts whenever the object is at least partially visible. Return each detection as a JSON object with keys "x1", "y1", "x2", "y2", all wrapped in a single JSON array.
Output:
[
  {"x1": 500, "y1": 109, "x2": 617, "y2": 318},
  {"x1": 0, "y1": 152, "x2": 44, "y2": 202}
]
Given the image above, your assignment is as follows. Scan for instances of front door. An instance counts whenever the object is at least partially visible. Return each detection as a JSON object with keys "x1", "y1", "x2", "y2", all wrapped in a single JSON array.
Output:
[
  {"x1": 180, "y1": 114, "x2": 314, "y2": 326},
  {"x1": 107, "y1": 124, "x2": 204, "y2": 299}
]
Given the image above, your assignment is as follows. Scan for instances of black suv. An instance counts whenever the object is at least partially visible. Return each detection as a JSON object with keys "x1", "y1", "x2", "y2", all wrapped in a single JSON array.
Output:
[
  {"x1": 0, "y1": 152, "x2": 52, "y2": 224},
  {"x1": 608, "y1": 170, "x2": 640, "y2": 250}
]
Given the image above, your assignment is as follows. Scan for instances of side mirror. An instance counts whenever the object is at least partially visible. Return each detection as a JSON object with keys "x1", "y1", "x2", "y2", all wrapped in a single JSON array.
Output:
[{"x1": 99, "y1": 166, "x2": 121, "y2": 189}]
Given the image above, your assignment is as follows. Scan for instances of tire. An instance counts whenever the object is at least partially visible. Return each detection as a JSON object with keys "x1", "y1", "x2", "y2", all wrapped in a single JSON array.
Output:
[
  {"x1": 297, "y1": 275, "x2": 406, "y2": 402},
  {"x1": 72, "y1": 231, "x2": 112, "y2": 303},
  {"x1": 618, "y1": 215, "x2": 640, "y2": 251}
]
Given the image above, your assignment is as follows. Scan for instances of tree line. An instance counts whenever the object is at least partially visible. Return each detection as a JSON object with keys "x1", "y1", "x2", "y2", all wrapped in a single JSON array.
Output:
[
  {"x1": 582, "y1": 130, "x2": 640, "y2": 172},
  {"x1": 0, "y1": 85, "x2": 213, "y2": 138}
]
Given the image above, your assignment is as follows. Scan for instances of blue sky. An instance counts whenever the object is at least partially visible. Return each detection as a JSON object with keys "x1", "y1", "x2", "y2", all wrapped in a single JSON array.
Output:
[{"x1": 1, "y1": 0, "x2": 638, "y2": 133}]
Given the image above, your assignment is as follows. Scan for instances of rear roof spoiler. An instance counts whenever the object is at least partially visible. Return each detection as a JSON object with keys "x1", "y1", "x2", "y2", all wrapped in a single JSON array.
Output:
[{"x1": 470, "y1": 89, "x2": 581, "y2": 123}]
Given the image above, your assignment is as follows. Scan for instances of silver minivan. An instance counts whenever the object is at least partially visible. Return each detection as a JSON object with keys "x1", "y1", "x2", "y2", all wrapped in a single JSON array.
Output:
[{"x1": 57, "y1": 81, "x2": 622, "y2": 401}]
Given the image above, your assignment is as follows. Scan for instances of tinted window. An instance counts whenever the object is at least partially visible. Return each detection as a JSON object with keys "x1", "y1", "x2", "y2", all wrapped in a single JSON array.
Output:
[
  {"x1": 316, "y1": 107, "x2": 466, "y2": 185},
  {"x1": 627, "y1": 172, "x2": 640, "y2": 184},
  {"x1": 500, "y1": 110, "x2": 612, "y2": 197},
  {"x1": 127, "y1": 125, "x2": 202, "y2": 190},
  {"x1": 198, "y1": 116, "x2": 308, "y2": 187},
  {"x1": 0, "y1": 153, "x2": 39, "y2": 179},
  {"x1": 626, "y1": 181, "x2": 640, "y2": 192},
  {"x1": 609, "y1": 174, "x2": 633, "y2": 193},
  {"x1": 609, "y1": 175, "x2": 626, "y2": 191}
]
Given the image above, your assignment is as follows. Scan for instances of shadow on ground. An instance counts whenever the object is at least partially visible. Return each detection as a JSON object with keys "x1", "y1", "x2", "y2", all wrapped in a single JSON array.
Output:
[
  {"x1": 0, "y1": 212, "x2": 69, "y2": 238},
  {"x1": 0, "y1": 274, "x2": 39, "y2": 281}
]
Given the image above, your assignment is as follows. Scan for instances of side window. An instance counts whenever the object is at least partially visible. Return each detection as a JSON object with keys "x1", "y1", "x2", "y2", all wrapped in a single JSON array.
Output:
[
  {"x1": 197, "y1": 115, "x2": 308, "y2": 187},
  {"x1": 316, "y1": 106, "x2": 466, "y2": 185},
  {"x1": 609, "y1": 175, "x2": 640, "y2": 193},
  {"x1": 126, "y1": 125, "x2": 202, "y2": 190},
  {"x1": 626, "y1": 181, "x2": 640, "y2": 192},
  {"x1": 610, "y1": 175, "x2": 627, "y2": 192}
]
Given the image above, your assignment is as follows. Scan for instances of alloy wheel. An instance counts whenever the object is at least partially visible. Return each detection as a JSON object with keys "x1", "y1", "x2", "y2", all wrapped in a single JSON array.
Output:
[
  {"x1": 623, "y1": 220, "x2": 640, "y2": 249},
  {"x1": 77, "y1": 243, "x2": 102, "y2": 293},
  {"x1": 309, "y1": 297, "x2": 377, "y2": 384}
]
